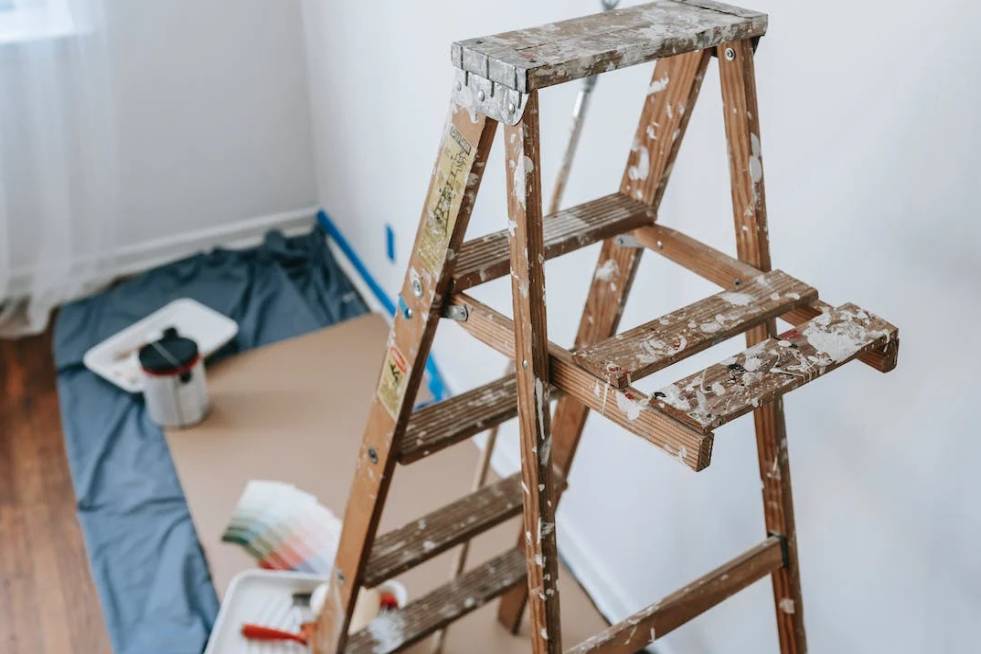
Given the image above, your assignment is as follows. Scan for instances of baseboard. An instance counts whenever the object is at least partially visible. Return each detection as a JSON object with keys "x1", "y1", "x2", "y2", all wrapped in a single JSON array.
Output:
[
  {"x1": 105, "y1": 207, "x2": 319, "y2": 277},
  {"x1": 3, "y1": 207, "x2": 318, "y2": 298}
]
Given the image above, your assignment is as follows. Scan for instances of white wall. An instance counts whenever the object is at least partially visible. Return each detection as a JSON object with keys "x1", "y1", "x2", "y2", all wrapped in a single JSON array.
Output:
[
  {"x1": 1, "y1": 0, "x2": 318, "y2": 294},
  {"x1": 105, "y1": 0, "x2": 318, "y2": 257},
  {"x1": 301, "y1": 1, "x2": 981, "y2": 652}
]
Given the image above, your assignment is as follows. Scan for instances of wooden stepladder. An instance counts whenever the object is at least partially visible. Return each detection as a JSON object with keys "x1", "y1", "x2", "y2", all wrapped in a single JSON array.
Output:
[{"x1": 315, "y1": 2, "x2": 900, "y2": 653}]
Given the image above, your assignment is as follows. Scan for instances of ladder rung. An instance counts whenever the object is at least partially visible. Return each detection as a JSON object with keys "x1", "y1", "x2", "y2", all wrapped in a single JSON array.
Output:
[
  {"x1": 631, "y1": 223, "x2": 900, "y2": 373},
  {"x1": 574, "y1": 270, "x2": 816, "y2": 388},
  {"x1": 362, "y1": 474, "x2": 523, "y2": 588},
  {"x1": 451, "y1": 1, "x2": 767, "y2": 93},
  {"x1": 348, "y1": 548, "x2": 526, "y2": 654},
  {"x1": 566, "y1": 536, "x2": 785, "y2": 654},
  {"x1": 653, "y1": 303, "x2": 898, "y2": 432},
  {"x1": 451, "y1": 193, "x2": 653, "y2": 292},
  {"x1": 449, "y1": 293, "x2": 713, "y2": 470},
  {"x1": 398, "y1": 376, "x2": 517, "y2": 464}
]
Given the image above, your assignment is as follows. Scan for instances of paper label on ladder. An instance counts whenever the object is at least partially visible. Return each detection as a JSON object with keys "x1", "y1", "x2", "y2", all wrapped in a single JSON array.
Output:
[
  {"x1": 377, "y1": 343, "x2": 410, "y2": 419},
  {"x1": 417, "y1": 124, "x2": 476, "y2": 274}
]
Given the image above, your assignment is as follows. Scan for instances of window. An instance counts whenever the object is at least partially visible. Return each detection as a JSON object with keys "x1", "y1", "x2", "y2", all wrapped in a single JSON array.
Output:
[{"x1": 0, "y1": 0, "x2": 76, "y2": 45}]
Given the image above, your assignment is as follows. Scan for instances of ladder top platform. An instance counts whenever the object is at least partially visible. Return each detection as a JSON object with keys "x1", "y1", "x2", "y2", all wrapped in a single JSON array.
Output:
[{"x1": 451, "y1": 0, "x2": 767, "y2": 93}]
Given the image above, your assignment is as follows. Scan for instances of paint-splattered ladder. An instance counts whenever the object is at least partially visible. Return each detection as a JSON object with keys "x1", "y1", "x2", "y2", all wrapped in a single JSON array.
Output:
[{"x1": 314, "y1": 2, "x2": 900, "y2": 653}]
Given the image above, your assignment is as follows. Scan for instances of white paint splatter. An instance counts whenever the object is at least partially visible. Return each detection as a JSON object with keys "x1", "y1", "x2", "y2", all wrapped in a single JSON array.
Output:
[
  {"x1": 534, "y1": 377, "x2": 548, "y2": 446},
  {"x1": 647, "y1": 75, "x2": 669, "y2": 95},
  {"x1": 594, "y1": 258, "x2": 619, "y2": 281},
  {"x1": 655, "y1": 384, "x2": 690, "y2": 411},
  {"x1": 778, "y1": 598, "x2": 796, "y2": 615},
  {"x1": 616, "y1": 392, "x2": 643, "y2": 421},
  {"x1": 512, "y1": 155, "x2": 535, "y2": 209},
  {"x1": 627, "y1": 147, "x2": 650, "y2": 182},
  {"x1": 748, "y1": 133, "x2": 763, "y2": 184},
  {"x1": 720, "y1": 291, "x2": 754, "y2": 306},
  {"x1": 367, "y1": 611, "x2": 406, "y2": 653}
]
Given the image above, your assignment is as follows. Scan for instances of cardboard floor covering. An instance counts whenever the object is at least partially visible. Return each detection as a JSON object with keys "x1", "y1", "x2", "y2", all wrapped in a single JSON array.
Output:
[{"x1": 165, "y1": 313, "x2": 607, "y2": 652}]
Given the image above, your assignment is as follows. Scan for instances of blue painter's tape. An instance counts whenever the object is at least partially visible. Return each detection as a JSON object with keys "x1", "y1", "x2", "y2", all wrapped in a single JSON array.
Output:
[
  {"x1": 385, "y1": 224, "x2": 396, "y2": 262},
  {"x1": 317, "y1": 209, "x2": 448, "y2": 401}
]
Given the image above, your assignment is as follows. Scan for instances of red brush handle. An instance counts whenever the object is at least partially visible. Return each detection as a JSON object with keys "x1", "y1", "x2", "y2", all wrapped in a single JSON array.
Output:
[{"x1": 241, "y1": 623, "x2": 308, "y2": 645}]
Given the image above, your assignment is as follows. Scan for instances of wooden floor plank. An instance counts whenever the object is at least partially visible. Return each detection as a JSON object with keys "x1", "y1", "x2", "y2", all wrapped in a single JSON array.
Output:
[{"x1": 0, "y1": 329, "x2": 111, "y2": 654}]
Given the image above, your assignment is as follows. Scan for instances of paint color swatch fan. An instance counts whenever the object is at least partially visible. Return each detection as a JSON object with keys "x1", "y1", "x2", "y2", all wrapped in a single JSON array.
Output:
[{"x1": 223, "y1": 480, "x2": 341, "y2": 574}]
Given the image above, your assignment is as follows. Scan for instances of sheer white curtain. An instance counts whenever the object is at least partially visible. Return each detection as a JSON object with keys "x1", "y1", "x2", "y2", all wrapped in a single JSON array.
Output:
[{"x1": 0, "y1": 0, "x2": 119, "y2": 336}]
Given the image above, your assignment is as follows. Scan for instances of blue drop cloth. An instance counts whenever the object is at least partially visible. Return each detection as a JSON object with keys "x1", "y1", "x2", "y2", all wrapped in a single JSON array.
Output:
[{"x1": 53, "y1": 227, "x2": 367, "y2": 654}]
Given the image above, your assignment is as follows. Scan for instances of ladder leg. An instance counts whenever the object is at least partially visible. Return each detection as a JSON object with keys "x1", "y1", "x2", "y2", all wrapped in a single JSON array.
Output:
[
  {"x1": 717, "y1": 38, "x2": 808, "y2": 653},
  {"x1": 497, "y1": 48, "x2": 712, "y2": 632},
  {"x1": 313, "y1": 102, "x2": 497, "y2": 654},
  {"x1": 504, "y1": 91, "x2": 563, "y2": 654}
]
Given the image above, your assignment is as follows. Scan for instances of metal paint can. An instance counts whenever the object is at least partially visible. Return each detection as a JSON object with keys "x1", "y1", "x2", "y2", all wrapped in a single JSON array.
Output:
[{"x1": 139, "y1": 327, "x2": 209, "y2": 428}]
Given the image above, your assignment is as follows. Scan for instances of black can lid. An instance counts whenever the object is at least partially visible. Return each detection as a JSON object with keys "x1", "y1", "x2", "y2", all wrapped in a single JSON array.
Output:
[{"x1": 138, "y1": 327, "x2": 199, "y2": 375}]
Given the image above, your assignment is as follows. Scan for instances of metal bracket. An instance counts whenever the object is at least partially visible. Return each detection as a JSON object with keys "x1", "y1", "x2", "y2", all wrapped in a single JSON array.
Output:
[
  {"x1": 451, "y1": 68, "x2": 527, "y2": 126},
  {"x1": 441, "y1": 303, "x2": 469, "y2": 322},
  {"x1": 614, "y1": 233, "x2": 644, "y2": 249}
]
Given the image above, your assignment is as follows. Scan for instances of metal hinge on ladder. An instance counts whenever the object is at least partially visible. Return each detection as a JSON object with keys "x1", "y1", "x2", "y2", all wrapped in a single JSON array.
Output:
[{"x1": 450, "y1": 68, "x2": 526, "y2": 126}]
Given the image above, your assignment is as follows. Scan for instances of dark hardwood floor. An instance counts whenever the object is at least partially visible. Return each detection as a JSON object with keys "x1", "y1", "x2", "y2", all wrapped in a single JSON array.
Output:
[{"x1": 0, "y1": 326, "x2": 111, "y2": 654}]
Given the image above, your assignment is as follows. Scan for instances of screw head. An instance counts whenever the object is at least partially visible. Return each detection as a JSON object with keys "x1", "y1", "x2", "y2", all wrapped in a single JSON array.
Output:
[
  {"x1": 508, "y1": 102, "x2": 515, "y2": 114},
  {"x1": 724, "y1": 47, "x2": 735, "y2": 61},
  {"x1": 477, "y1": 90, "x2": 486, "y2": 102},
  {"x1": 411, "y1": 278, "x2": 423, "y2": 298},
  {"x1": 368, "y1": 447, "x2": 378, "y2": 464}
]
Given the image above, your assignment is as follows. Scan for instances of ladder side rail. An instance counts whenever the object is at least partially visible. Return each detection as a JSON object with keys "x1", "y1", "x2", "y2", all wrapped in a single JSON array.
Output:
[
  {"x1": 497, "y1": 46, "x2": 713, "y2": 630},
  {"x1": 717, "y1": 37, "x2": 807, "y2": 653},
  {"x1": 504, "y1": 90, "x2": 564, "y2": 654},
  {"x1": 313, "y1": 104, "x2": 498, "y2": 654}
]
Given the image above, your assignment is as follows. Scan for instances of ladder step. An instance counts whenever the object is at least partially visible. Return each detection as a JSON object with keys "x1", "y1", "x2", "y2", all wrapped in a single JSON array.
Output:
[
  {"x1": 652, "y1": 303, "x2": 898, "y2": 432},
  {"x1": 398, "y1": 376, "x2": 517, "y2": 464},
  {"x1": 348, "y1": 548, "x2": 527, "y2": 654},
  {"x1": 452, "y1": 0, "x2": 767, "y2": 93},
  {"x1": 631, "y1": 223, "x2": 900, "y2": 373},
  {"x1": 574, "y1": 270, "x2": 816, "y2": 388},
  {"x1": 363, "y1": 474, "x2": 523, "y2": 588},
  {"x1": 451, "y1": 193, "x2": 653, "y2": 291},
  {"x1": 449, "y1": 293, "x2": 714, "y2": 470},
  {"x1": 566, "y1": 536, "x2": 785, "y2": 654}
]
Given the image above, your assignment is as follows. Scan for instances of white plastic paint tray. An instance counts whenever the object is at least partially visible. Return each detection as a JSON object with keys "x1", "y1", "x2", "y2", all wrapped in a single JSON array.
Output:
[
  {"x1": 205, "y1": 569, "x2": 324, "y2": 654},
  {"x1": 83, "y1": 298, "x2": 238, "y2": 393}
]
